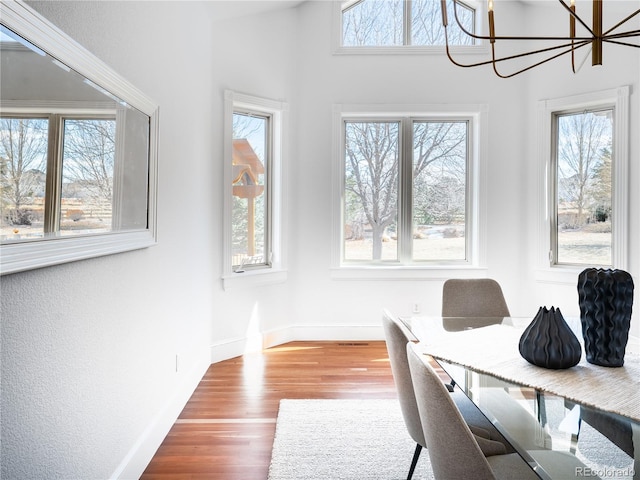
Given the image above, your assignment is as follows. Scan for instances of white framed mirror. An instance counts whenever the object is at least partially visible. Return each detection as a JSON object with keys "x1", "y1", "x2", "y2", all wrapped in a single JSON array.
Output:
[{"x1": 0, "y1": 1, "x2": 159, "y2": 274}]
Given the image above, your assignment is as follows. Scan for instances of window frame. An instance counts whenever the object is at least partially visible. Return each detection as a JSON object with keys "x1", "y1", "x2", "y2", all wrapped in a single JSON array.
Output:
[
  {"x1": 230, "y1": 108, "x2": 272, "y2": 271},
  {"x1": 536, "y1": 87, "x2": 629, "y2": 283},
  {"x1": 0, "y1": 2, "x2": 159, "y2": 276},
  {"x1": 222, "y1": 91, "x2": 288, "y2": 290},
  {"x1": 332, "y1": 103, "x2": 488, "y2": 280},
  {"x1": 333, "y1": 0, "x2": 489, "y2": 56}
]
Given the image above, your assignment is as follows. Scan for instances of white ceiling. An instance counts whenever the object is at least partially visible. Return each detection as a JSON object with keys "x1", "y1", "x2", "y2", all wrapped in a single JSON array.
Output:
[{"x1": 204, "y1": 0, "x2": 307, "y2": 23}]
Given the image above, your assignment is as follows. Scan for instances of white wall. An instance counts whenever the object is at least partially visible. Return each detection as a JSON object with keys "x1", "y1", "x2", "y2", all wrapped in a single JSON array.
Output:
[
  {"x1": 1, "y1": 1, "x2": 638, "y2": 479},
  {"x1": 288, "y1": 0, "x2": 639, "y2": 334}
]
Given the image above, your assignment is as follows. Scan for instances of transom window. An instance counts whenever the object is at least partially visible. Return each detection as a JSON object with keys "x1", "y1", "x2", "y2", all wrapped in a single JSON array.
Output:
[
  {"x1": 341, "y1": 0, "x2": 475, "y2": 47},
  {"x1": 339, "y1": 112, "x2": 479, "y2": 266}
]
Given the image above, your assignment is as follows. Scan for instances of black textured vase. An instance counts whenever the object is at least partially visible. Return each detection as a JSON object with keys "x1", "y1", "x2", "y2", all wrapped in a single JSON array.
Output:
[
  {"x1": 519, "y1": 307, "x2": 582, "y2": 369},
  {"x1": 577, "y1": 268, "x2": 634, "y2": 367}
]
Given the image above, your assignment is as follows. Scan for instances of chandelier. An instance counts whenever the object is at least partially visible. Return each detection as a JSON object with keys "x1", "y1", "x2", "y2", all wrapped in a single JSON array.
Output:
[{"x1": 440, "y1": 0, "x2": 640, "y2": 78}]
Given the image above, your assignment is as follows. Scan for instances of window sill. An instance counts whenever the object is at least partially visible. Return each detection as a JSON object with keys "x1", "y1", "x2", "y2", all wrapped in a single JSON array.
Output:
[
  {"x1": 331, "y1": 265, "x2": 487, "y2": 281},
  {"x1": 222, "y1": 268, "x2": 287, "y2": 290},
  {"x1": 333, "y1": 44, "x2": 489, "y2": 56},
  {"x1": 534, "y1": 267, "x2": 589, "y2": 285}
]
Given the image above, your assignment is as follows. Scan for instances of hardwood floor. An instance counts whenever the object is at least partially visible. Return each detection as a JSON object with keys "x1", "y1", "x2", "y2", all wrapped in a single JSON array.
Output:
[{"x1": 140, "y1": 341, "x2": 398, "y2": 479}]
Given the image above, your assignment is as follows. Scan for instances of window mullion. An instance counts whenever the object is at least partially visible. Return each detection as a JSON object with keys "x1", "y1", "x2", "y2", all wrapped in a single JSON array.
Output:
[
  {"x1": 398, "y1": 117, "x2": 413, "y2": 263},
  {"x1": 404, "y1": 0, "x2": 412, "y2": 46},
  {"x1": 43, "y1": 114, "x2": 62, "y2": 234}
]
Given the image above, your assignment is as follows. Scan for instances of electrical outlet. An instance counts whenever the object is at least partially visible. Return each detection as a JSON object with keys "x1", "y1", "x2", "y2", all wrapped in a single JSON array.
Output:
[{"x1": 412, "y1": 303, "x2": 421, "y2": 314}]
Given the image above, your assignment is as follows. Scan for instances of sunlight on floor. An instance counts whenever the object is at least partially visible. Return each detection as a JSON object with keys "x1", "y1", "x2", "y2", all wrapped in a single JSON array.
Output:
[{"x1": 266, "y1": 345, "x2": 324, "y2": 353}]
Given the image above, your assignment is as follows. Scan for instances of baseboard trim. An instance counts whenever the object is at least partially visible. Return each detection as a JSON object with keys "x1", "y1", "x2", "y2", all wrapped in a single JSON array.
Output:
[
  {"x1": 111, "y1": 356, "x2": 210, "y2": 480},
  {"x1": 210, "y1": 324, "x2": 385, "y2": 362}
]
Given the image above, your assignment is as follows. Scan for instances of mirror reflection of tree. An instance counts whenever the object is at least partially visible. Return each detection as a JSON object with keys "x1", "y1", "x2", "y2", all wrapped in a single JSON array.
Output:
[
  {"x1": 60, "y1": 118, "x2": 115, "y2": 232},
  {"x1": 0, "y1": 117, "x2": 48, "y2": 233},
  {"x1": 0, "y1": 116, "x2": 116, "y2": 237}
]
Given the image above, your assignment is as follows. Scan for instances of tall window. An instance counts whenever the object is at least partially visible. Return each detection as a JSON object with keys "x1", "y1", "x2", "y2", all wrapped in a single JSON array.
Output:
[
  {"x1": 341, "y1": 115, "x2": 473, "y2": 265},
  {"x1": 552, "y1": 109, "x2": 613, "y2": 266},
  {"x1": 341, "y1": 0, "x2": 475, "y2": 47},
  {"x1": 1, "y1": 114, "x2": 116, "y2": 241},
  {"x1": 231, "y1": 111, "x2": 270, "y2": 270},
  {"x1": 539, "y1": 87, "x2": 629, "y2": 274},
  {"x1": 223, "y1": 91, "x2": 287, "y2": 285}
]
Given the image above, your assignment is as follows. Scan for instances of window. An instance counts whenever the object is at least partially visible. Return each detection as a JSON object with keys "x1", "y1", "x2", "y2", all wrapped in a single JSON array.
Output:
[
  {"x1": 223, "y1": 91, "x2": 287, "y2": 288},
  {"x1": 538, "y1": 87, "x2": 629, "y2": 275},
  {"x1": 553, "y1": 108, "x2": 613, "y2": 266},
  {"x1": 341, "y1": 0, "x2": 476, "y2": 47},
  {"x1": 334, "y1": 104, "x2": 486, "y2": 274},
  {"x1": 1, "y1": 114, "x2": 118, "y2": 241}
]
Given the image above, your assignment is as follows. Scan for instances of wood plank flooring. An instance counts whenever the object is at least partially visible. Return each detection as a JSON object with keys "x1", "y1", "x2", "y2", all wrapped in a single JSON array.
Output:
[{"x1": 140, "y1": 341, "x2": 398, "y2": 479}]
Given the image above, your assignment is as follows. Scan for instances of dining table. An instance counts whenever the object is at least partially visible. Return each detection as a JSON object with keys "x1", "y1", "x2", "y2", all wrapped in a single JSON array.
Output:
[{"x1": 400, "y1": 315, "x2": 640, "y2": 480}]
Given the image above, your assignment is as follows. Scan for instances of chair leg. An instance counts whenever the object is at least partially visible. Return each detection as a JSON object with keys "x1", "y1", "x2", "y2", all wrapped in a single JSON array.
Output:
[{"x1": 407, "y1": 443, "x2": 422, "y2": 480}]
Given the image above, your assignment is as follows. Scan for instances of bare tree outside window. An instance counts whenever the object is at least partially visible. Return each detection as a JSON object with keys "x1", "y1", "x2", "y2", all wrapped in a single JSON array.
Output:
[
  {"x1": 344, "y1": 122, "x2": 399, "y2": 260},
  {"x1": 343, "y1": 119, "x2": 468, "y2": 262},
  {"x1": 555, "y1": 109, "x2": 613, "y2": 265},
  {"x1": 412, "y1": 0, "x2": 475, "y2": 45},
  {"x1": 343, "y1": 0, "x2": 475, "y2": 47},
  {"x1": 413, "y1": 121, "x2": 467, "y2": 260},
  {"x1": 0, "y1": 117, "x2": 48, "y2": 237},
  {"x1": 343, "y1": 0, "x2": 403, "y2": 46}
]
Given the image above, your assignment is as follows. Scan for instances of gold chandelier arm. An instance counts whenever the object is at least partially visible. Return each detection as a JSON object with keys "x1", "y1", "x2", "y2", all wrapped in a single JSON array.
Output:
[
  {"x1": 606, "y1": 30, "x2": 640, "y2": 40},
  {"x1": 444, "y1": 27, "x2": 590, "y2": 73},
  {"x1": 446, "y1": 0, "x2": 592, "y2": 42},
  {"x1": 558, "y1": 0, "x2": 596, "y2": 37},
  {"x1": 604, "y1": 8, "x2": 640, "y2": 36},
  {"x1": 604, "y1": 39, "x2": 640, "y2": 48},
  {"x1": 490, "y1": 41, "x2": 589, "y2": 78}
]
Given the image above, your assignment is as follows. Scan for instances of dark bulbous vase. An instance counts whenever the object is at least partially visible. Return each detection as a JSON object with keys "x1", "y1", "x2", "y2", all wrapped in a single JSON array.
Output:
[
  {"x1": 519, "y1": 307, "x2": 582, "y2": 369},
  {"x1": 578, "y1": 268, "x2": 634, "y2": 367}
]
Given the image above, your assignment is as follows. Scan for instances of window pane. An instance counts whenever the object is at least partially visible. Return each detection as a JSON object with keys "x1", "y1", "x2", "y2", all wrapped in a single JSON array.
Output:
[
  {"x1": 344, "y1": 121, "x2": 399, "y2": 261},
  {"x1": 343, "y1": 0, "x2": 404, "y2": 46},
  {"x1": 412, "y1": 0, "x2": 475, "y2": 46},
  {"x1": 60, "y1": 118, "x2": 115, "y2": 235},
  {"x1": 232, "y1": 112, "x2": 268, "y2": 268},
  {"x1": 412, "y1": 121, "x2": 467, "y2": 261},
  {"x1": 0, "y1": 117, "x2": 48, "y2": 240},
  {"x1": 555, "y1": 110, "x2": 613, "y2": 266}
]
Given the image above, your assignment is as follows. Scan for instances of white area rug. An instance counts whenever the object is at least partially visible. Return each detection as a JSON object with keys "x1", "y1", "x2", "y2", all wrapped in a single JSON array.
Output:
[{"x1": 267, "y1": 399, "x2": 434, "y2": 480}]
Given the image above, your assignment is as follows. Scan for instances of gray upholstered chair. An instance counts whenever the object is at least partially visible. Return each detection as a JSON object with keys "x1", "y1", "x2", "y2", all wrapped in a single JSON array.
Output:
[
  {"x1": 406, "y1": 342, "x2": 540, "y2": 480},
  {"x1": 382, "y1": 310, "x2": 513, "y2": 480},
  {"x1": 442, "y1": 278, "x2": 510, "y2": 317}
]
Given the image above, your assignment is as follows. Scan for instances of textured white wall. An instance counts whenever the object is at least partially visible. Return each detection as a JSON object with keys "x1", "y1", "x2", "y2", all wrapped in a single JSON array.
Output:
[
  {"x1": 2, "y1": 1, "x2": 247, "y2": 478},
  {"x1": 1, "y1": 1, "x2": 638, "y2": 479}
]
